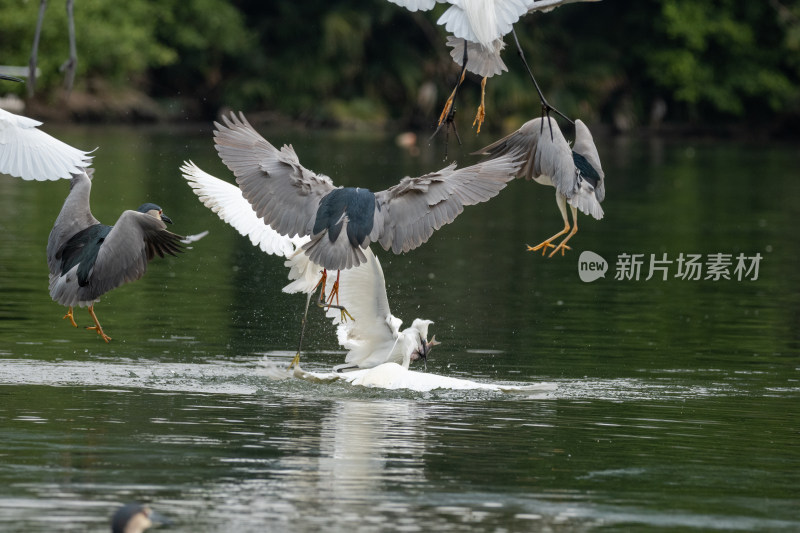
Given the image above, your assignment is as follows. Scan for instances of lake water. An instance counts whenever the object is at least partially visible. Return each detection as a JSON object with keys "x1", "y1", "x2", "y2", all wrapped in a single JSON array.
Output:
[{"x1": 0, "y1": 121, "x2": 798, "y2": 532}]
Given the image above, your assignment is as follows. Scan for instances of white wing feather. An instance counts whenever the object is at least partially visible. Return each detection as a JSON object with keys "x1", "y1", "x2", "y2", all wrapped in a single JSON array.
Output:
[
  {"x1": 181, "y1": 161, "x2": 302, "y2": 257},
  {"x1": 0, "y1": 108, "x2": 93, "y2": 181},
  {"x1": 386, "y1": 0, "x2": 439, "y2": 11}
]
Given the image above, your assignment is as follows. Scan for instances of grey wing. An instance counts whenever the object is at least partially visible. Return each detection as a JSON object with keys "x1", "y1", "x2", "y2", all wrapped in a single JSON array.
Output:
[
  {"x1": 473, "y1": 117, "x2": 574, "y2": 197},
  {"x1": 46, "y1": 171, "x2": 99, "y2": 276},
  {"x1": 573, "y1": 119, "x2": 605, "y2": 201},
  {"x1": 371, "y1": 153, "x2": 522, "y2": 254},
  {"x1": 213, "y1": 112, "x2": 336, "y2": 239},
  {"x1": 86, "y1": 211, "x2": 183, "y2": 299}
]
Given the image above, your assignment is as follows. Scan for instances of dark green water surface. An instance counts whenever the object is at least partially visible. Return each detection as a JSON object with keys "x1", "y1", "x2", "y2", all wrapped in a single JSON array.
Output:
[{"x1": 0, "y1": 122, "x2": 798, "y2": 531}]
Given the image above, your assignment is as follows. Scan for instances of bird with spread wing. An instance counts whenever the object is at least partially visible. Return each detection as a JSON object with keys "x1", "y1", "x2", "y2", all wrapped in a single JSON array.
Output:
[
  {"x1": 48, "y1": 170, "x2": 183, "y2": 342},
  {"x1": 213, "y1": 111, "x2": 522, "y2": 311},
  {"x1": 474, "y1": 116, "x2": 604, "y2": 256},
  {"x1": 181, "y1": 161, "x2": 438, "y2": 371}
]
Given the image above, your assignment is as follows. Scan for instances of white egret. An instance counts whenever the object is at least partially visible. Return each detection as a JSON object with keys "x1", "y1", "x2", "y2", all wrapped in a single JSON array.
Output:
[
  {"x1": 0, "y1": 107, "x2": 93, "y2": 181},
  {"x1": 473, "y1": 117, "x2": 604, "y2": 256},
  {"x1": 387, "y1": 0, "x2": 601, "y2": 134},
  {"x1": 213, "y1": 111, "x2": 522, "y2": 307},
  {"x1": 181, "y1": 161, "x2": 437, "y2": 371},
  {"x1": 290, "y1": 358, "x2": 556, "y2": 393},
  {"x1": 48, "y1": 170, "x2": 183, "y2": 342}
]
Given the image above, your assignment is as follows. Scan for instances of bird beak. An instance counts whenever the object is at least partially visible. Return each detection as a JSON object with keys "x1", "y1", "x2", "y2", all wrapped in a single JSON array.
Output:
[
  {"x1": 160, "y1": 213, "x2": 173, "y2": 224},
  {"x1": 144, "y1": 507, "x2": 172, "y2": 528},
  {"x1": 413, "y1": 335, "x2": 440, "y2": 371}
]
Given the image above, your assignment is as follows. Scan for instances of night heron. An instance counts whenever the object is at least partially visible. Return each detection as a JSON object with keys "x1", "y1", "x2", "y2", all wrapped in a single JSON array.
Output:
[
  {"x1": 213, "y1": 111, "x2": 522, "y2": 310},
  {"x1": 0, "y1": 107, "x2": 93, "y2": 181},
  {"x1": 387, "y1": 0, "x2": 601, "y2": 135},
  {"x1": 48, "y1": 170, "x2": 183, "y2": 342},
  {"x1": 111, "y1": 503, "x2": 170, "y2": 533},
  {"x1": 181, "y1": 161, "x2": 437, "y2": 371},
  {"x1": 474, "y1": 116, "x2": 604, "y2": 256}
]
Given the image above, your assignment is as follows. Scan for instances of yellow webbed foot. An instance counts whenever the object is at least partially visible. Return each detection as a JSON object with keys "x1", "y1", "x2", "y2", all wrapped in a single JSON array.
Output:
[
  {"x1": 86, "y1": 325, "x2": 111, "y2": 343},
  {"x1": 548, "y1": 242, "x2": 572, "y2": 257},
  {"x1": 62, "y1": 307, "x2": 78, "y2": 328},
  {"x1": 527, "y1": 241, "x2": 556, "y2": 256}
]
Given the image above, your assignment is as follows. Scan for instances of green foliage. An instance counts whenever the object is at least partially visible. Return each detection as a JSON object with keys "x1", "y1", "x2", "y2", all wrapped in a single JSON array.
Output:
[{"x1": 1, "y1": 0, "x2": 799, "y2": 130}]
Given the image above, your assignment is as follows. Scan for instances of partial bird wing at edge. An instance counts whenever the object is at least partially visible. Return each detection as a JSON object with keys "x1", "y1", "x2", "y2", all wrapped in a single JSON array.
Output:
[
  {"x1": 372, "y1": 152, "x2": 522, "y2": 254},
  {"x1": 87, "y1": 211, "x2": 183, "y2": 300},
  {"x1": 213, "y1": 112, "x2": 336, "y2": 240},
  {"x1": 385, "y1": 0, "x2": 439, "y2": 12},
  {"x1": 180, "y1": 161, "x2": 301, "y2": 257},
  {"x1": 0, "y1": 108, "x2": 93, "y2": 181}
]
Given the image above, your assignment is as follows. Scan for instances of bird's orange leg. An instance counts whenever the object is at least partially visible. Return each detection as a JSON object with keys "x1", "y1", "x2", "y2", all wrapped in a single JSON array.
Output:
[
  {"x1": 438, "y1": 68, "x2": 466, "y2": 128},
  {"x1": 325, "y1": 270, "x2": 354, "y2": 322},
  {"x1": 548, "y1": 206, "x2": 579, "y2": 258},
  {"x1": 314, "y1": 269, "x2": 353, "y2": 323},
  {"x1": 527, "y1": 193, "x2": 572, "y2": 257},
  {"x1": 62, "y1": 306, "x2": 78, "y2": 328},
  {"x1": 472, "y1": 76, "x2": 487, "y2": 133},
  {"x1": 527, "y1": 224, "x2": 570, "y2": 256},
  {"x1": 313, "y1": 269, "x2": 328, "y2": 296},
  {"x1": 85, "y1": 305, "x2": 111, "y2": 343}
]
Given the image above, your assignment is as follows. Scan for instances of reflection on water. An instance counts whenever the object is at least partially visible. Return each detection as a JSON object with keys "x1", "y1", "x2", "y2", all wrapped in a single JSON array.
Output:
[{"x1": 0, "y1": 125, "x2": 799, "y2": 531}]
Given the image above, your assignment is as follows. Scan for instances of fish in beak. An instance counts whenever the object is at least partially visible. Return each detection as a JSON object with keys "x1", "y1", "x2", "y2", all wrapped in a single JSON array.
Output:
[{"x1": 411, "y1": 335, "x2": 440, "y2": 370}]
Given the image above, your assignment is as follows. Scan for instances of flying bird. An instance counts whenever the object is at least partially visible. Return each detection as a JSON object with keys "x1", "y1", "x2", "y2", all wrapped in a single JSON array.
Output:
[
  {"x1": 213, "y1": 111, "x2": 522, "y2": 306},
  {"x1": 181, "y1": 161, "x2": 437, "y2": 371},
  {"x1": 473, "y1": 117, "x2": 604, "y2": 256},
  {"x1": 0, "y1": 107, "x2": 93, "y2": 181},
  {"x1": 48, "y1": 170, "x2": 183, "y2": 342},
  {"x1": 387, "y1": 0, "x2": 601, "y2": 134}
]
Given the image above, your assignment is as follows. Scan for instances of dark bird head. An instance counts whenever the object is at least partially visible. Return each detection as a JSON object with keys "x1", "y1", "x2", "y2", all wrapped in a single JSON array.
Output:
[
  {"x1": 0, "y1": 74, "x2": 23, "y2": 82},
  {"x1": 111, "y1": 503, "x2": 170, "y2": 533},
  {"x1": 137, "y1": 203, "x2": 173, "y2": 224}
]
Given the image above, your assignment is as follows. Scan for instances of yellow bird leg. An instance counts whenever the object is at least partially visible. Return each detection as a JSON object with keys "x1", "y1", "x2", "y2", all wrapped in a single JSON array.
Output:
[
  {"x1": 472, "y1": 76, "x2": 487, "y2": 133},
  {"x1": 339, "y1": 307, "x2": 354, "y2": 323},
  {"x1": 324, "y1": 271, "x2": 354, "y2": 323},
  {"x1": 314, "y1": 269, "x2": 328, "y2": 295},
  {"x1": 548, "y1": 217, "x2": 579, "y2": 258},
  {"x1": 85, "y1": 305, "x2": 111, "y2": 343},
  {"x1": 527, "y1": 223, "x2": 570, "y2": 256},
  {"x1": 62, "y1": 306, "x2": 78, "y2": 328},
  {"x1": 325, "y1": 271, "x2": 341, "y2": 308},
  {"x1": 438, "y1": 69, "x2": 467, "y2": 127},
  {"x1": 288, "y1": 352, "x2": 301, "y2": 371}
]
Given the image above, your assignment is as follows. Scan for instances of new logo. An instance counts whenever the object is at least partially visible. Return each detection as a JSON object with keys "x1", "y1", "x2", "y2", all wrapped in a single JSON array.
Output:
[{"x1": 578, "y1": 251, "x2": 608, "y2": 282}]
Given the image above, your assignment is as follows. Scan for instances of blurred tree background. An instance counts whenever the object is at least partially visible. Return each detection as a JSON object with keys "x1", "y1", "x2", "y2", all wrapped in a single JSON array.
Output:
[{"x1": 1, "y1": 0, "x2": 799, "y2": 135}]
